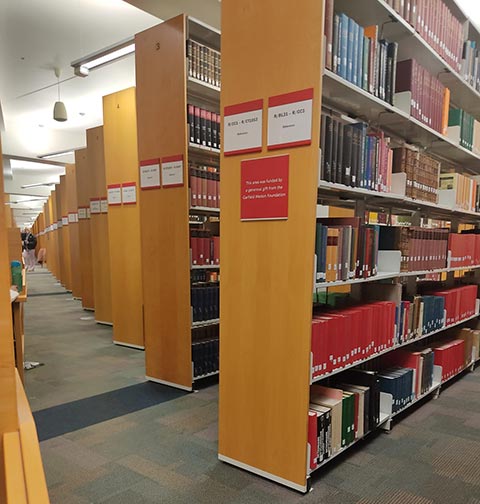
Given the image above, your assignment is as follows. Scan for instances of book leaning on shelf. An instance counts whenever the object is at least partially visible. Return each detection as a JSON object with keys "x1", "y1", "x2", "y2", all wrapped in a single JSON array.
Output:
[
  {"x1": 314, "y1": 217, "x2": 380, "y2": 283},
  {"x1": 324, "y1": 1, "x2": 399, "y2": 105},
  {"x1": 320, "y1": 113, "x2": 393, "y2": 191}
]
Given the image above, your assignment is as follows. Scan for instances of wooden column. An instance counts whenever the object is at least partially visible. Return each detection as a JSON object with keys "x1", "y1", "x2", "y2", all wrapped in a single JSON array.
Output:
[
  {"x1": 135, "y1": 16, "x2": 192, "y2": 388},
  {"x1": 103, "y1": 88, "x2": 144, "y2": 348},
  {"x1": 58, "y1": 174, "x2": 72, "y2": 290},
  {"x1": 218, "y1": 0, "x2": 324, "y2": 491},
  {"x1": 65, "y1": 164, "x2": 82, "y2": 299},
  {"x1": 75, "y1": 149, "x2": 95, "y2": 310},
  {"x1": 87, "y1": 126, "x2": 113, "y2": 325}
]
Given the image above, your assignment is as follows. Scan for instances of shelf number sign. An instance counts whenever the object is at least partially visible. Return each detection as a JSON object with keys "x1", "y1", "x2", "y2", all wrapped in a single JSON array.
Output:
[{"x1": 267, "y1": 88, "x2": 314, "y2": 150}]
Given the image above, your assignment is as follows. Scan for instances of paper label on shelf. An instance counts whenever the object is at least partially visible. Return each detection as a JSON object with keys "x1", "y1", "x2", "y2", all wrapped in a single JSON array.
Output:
[
  {"x1": 240, "y1": 154, "x2": 289, "y2": 221},
  {"x1": 107, "y1": 184, "x2": 122, "y2": 206},
  {"x1": 90, "y1": 198, "x2": 101, "y2": 214},
  {"x1": 53, "y1": 223, "x2": 58, "y2": 230},
  {"x1": 140, "y1": 159, "x2": 161, "y2": 189},
  {"x1": 68, "y1": 212, "x2": 76, "y2": 223},
  {"x1": 57, "y1": 220, "x2": 63, "y2": 229},
  {"x1": 122, "y1": 182, "x2": 137, "y2": 204},
  {"x1": 224, "y1": 99, "x2": 263, "y2": 156},
  {"x1": 267, "y1": 88, "x2": 313, "y2": 150},
  {"x1": 100, "y1": 198, "x2": 108, "y2": 213},
  {"x1": 62, "y1": 216, "x2": 69, "y2": 226},
  {"x1": 78, "y1": 207, "x2": 87, "y2": 220},
  {"x1": 161, "y1": 155, "x2": 184, "y2": 187}
]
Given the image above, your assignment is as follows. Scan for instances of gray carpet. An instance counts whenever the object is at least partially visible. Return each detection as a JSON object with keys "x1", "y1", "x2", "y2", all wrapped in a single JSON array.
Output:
[{"x1": 24, "y1": 270, "x2": 480, "y2": 503}]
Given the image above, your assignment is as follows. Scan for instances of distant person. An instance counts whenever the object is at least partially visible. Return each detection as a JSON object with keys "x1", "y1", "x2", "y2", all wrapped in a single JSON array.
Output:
[{"x1": 22, "y1": 228, "x2": 37, "y2": 272}]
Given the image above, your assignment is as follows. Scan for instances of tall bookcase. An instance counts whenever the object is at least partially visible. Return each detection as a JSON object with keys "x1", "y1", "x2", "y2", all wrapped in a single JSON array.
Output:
[
  {"x1": 86, "y1": 126, "x2": 113, "y2": 325},
  {"x1": 103, "y1": 87, "x2": 145, "y2": 349},
  {"x1": 135, "y1": 15, "x2": 221, "y2": 391},
  {"x1": 75, "y1": 148, "x2": 95, "y2": 311},
  {"x1": 219, "y1": 0, "x2": 480, "y2": 493}
]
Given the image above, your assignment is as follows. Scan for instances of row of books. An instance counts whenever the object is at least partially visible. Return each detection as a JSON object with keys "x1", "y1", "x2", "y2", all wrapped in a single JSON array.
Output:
[
  {"x1": 433, "y1": 338, "x2": 466, "y2": 381},
  {"x1": 324, "y1": 3, "x2": 398, "y2": 105},
  {"x1": 187, "y1": 39, "x2": 221, "y2": 88},
  {"x1": 378, "y1": 226, "x2": 449, "y2": 272},
  {"x1": 309, "y1": 370, "x2": 382, "y2": 466},
  {"x1": 189, "y1": 165, "x2": 220, "y2": 209},
  {"x1": 448, "y1": 326, "x2": 480, "y2": 368},
  {"x1": 311, "y1": 300, "x2": 397, "y2": 377},
  {"x1": 191, "y1": 285, "x2": 219, "y2": 322},
  {"x1": 320, "y1": 113, "x2": 393, "y2": 192},
  {"x1": 392, "y1": 147, "x2": 441, "y2": 204},
  {"x1": 188, "y1": 104, "x2": 221, "y2": 149},
  {"x1": 396, "y1": 59, "x2": 449, "y2": 135},
  {"x1": 314, "y1": 218, "x2": 379, "y2": 283},
  {"x1": 377, "y1": 367, "x2": 415, "y2": 414},
  {"x1": 192, "y1": 338, "x2": 219, "y2": 378},
  {"x1": 190, "y1": 231, "x2": 220, "y2": 266},
  {"x1": 385, "y1": 0, "x2": 464, "y2": 74},
  {"x1": 461, "y1": 40, "x2": 480, "y2": 92},
  {"x1": 448, "y1": 233, "x2": 480, "y2": 268},
  {"x1": 448, "y1": 107, "x2": 478, "y2": 152},
  {"x1": 311, "y1": 285, "x2": 478, "y2": 377},
  {"x1": 438, "y1": 172, "x2": 480, "y2": 213},
  {"x1": 191, "y1": 269, "x2": 219, "y2": 284}
]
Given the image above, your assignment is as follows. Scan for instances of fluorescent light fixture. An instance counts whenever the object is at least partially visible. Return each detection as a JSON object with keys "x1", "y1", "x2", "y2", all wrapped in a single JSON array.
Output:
[
  {"x1": 21, "y1": 183, "x2": 56, "y2": 189},
  {"x1": 71, "y1": 37, "x2": 135, "y2": 76},
  {"x1": 38, "y1": 150, "x2": 75, "y2": 160}
]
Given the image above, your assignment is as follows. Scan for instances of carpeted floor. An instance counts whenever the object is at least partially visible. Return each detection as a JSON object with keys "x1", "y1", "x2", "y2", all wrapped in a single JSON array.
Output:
[{"x1": 24, "y1": 270, "x2": 480, "y2": 503}]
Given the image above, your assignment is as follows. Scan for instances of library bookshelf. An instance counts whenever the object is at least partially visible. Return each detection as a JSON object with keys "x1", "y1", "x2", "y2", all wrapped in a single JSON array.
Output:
[
  {"x1": 219, "y1": 0, "x2": 480, "y2": 493},
  {"x1": 135, "y1": 15, "x2": 221, "y2": 390},
  {"x1": 103, "y1": 87, "x2": 144, "y2": 349}
]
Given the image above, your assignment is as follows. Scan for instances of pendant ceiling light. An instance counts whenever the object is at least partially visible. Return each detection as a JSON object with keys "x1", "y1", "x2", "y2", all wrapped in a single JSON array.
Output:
[{"x1": 53, "y1": 68, "x2": 67, "y2": 122}]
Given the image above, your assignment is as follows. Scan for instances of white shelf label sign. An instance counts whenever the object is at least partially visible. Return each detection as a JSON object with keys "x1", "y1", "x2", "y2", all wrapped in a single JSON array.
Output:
[
  {"x1": 68, "y1": 213, "x2": 76, "y2": 223},
  {"x1": 78, "y1": 207, "x2": 87, "y2": 220},
  {"x1": 224, "y1": 99, "x2": 263, "y2": 156},
  {"x1": 122, "y1": 182, "x2": 137, "y2": 204},
  {"x1": 62, "y1": 216, "x2": 69, "y2": 226},
  {"x1": 267, "y1": 88, "x2": 313, "y2": 150},
  {"x1": 107, "y1": 184, "x2": 122, "y2": 206},
  {"x1": 140, "y1": 159, "x2": 161, "y2": 189},
  {"x1": 100, "y1": 198, "x2": 108, "y2": 214},
  {"x1": 161, "y1": 155, "x2": 184, "y2": 187},
  {"x1": 90, "y1": 198, "x2": 101, "y2": 214}
]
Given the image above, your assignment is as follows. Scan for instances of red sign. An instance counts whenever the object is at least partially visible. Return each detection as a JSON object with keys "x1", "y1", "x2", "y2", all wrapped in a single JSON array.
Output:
[{"x1": 240, "y1": 155, "x2": 289, "y2": 221}]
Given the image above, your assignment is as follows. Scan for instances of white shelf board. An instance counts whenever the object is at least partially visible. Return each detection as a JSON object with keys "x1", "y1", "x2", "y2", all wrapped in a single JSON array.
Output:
[
  {"x1": 189, "y1": 206, "x2": 220, "y2": 214},
  {"x1": 311, "y1": 311, "x2": 480, "y2": 383},
  {"x1": 192, "y1": 318, "x2": 220, "y2": 328},
  {"x1": 188, "y1": 76, "x2": 221, "y2": 99},
  {"x1": 189, "y1": 142, "x2": 221, "y2": 155},
  {"x1": 191, "y1": 264, "x2": 220, "y2": 269},
  {"x1": 322, "y1": 70, "x2": 480, "y2": 170},
  {"x1": 193, "y1": 369, "x2": 219, "y2": 380},
  {"x1": 317, "y1": 180, "x2": 480, "y2": 222}
]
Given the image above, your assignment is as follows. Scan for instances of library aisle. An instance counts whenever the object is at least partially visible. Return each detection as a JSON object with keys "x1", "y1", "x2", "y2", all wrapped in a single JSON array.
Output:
[{"x1": 23, "y1": 270, "x2": 480, "y2": 503}]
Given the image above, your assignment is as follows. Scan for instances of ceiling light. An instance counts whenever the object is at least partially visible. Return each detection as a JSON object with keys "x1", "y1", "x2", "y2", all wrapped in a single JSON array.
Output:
[
  {"x1": 21, "y1": 183, "x2": 56, "y2": 189},
  {"x1": 38, "y1": 150, "x2": 75, "y2": 159},
  {"x1": 53, "y1": 68, "x2": 67, "y2": 122},
  {"x1": 71, "y1": 38, "x2": 135, "y2": 77}
]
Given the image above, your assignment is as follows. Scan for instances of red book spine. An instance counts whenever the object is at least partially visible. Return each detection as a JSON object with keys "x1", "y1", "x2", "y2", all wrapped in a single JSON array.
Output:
[
  {"x1": 324, "y1": 0, "x2": 334, "y2": 71},
  {"x1": 203, "y1": 237, "x2": 210, "y2": 264},
  {"x1": 213, "y1": 236, "x2": 220, "y2": 264},
  {"x1": 191, "y1": 234, "x2": 198, "y2": 265}
]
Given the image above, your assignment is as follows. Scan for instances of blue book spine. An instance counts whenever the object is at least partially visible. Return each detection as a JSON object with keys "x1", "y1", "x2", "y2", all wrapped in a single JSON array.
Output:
[
  {"x1": 340, "y1": 14, "x2": 349, "y2": 80},
  {"x1": 352, "y1": 21, "x2": 359, "y2": 86},
  {"x1": 358, "y1": 27, "x2": 364, "y2": 88},
  {"x1": 347, "y1": 17, "x2": 355, "y2": 83}
]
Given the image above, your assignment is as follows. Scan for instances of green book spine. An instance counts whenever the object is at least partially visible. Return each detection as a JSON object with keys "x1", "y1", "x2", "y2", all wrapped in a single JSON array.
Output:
[
  {"x1": 448, "y1": 107, "x2": 462, "y2": 127},
  {"x1": 341, "y1": 396, "x2": 348, "y2": 447}
]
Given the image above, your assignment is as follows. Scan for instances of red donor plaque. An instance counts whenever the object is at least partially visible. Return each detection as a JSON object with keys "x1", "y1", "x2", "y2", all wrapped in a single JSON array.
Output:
[{"x1": 240, "y1": 155, "x2": 289, "y2": 221}]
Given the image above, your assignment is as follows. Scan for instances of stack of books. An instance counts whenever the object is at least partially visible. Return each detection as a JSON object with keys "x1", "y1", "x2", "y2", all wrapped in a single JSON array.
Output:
[
  {"x1": 189, "y1": 164, "x2": 220, "y2": 209},
  {"x1": 187, "y1": 39, "x2": 221, "y2": 88},
  {"x1": 461, "y1": 40, "x2": 480, "y2": 91},
  {"x1": 448, "y1": 232, "x2": 480, "y2": 268},
  {"x1": 191, "y1": 284, "x2": 219, "y2": 322},
  {"x1": 188, "y1": 104, "x2": 221, "y2": 149},
  {"x1": 448, "y1": 107, "x2": 477, "y2": 151},
  {"x1": 433, "y1": 339, "x2": 466, "y2": 381},
  {"x1": 190, "y1": 230, "x2": 220, "y2": 266},
  {"x1": 439, "y1": 172, "x2": 480, "y2": 212},
  {"x1": 192, "y1": 338, "x2": 219, "y2": 377}
]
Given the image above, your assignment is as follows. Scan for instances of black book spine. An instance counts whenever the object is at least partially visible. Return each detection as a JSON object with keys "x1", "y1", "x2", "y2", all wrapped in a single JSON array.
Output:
[
  {"x1": 194, "y1": 107, "x2": 201, "y2": 144},
  {"x1": 343, "y1": 125, "x2": 353, "y2": 186},
  {"x1": 331, "y1": 119, "x2": 338, "y2": 184},
  {"x1": 332, "y1": 14, "x2": 340, "y2": 74},
  {"x1": 320, "y1": 113, "x2": 327, "y2": 181},
  {"x1": 200, "y1": 108, "x2": 207, "y2": 146},
  {"x1": 337, "y1": 122, "x2": 344, "y2": 185},
  {"x1": 388, "y1": 42, "x2": 398, "y2": 104},
  {"x1": 351, "y1": 128, "x2": 360, "y2": 188},
  {"x1": 188, "y1": 104, "x2": 195, "y2": 143},
  {"x1": 324, "y1": 115, "x2": 333, "y2": 182},
  {"x1": 206, "y1": 111, "x2": 212, "y2": 147}
]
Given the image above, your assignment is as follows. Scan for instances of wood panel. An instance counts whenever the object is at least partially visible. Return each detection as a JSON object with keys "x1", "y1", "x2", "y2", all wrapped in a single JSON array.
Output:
[
  {"x1": 4, "y1": 196, "x2": 13, "y2": 229},
  {"x1": 218, "y1": 0, "x2": 324, "y2": 490},
  {"x1": 7, "y1": 228, "x2": 22, "y2": 264},
  {"x1": 0, "y1": 135, "x2": 18, "y2": 438},
  {"x1": 58, "y1": 174, "x2": 73, "y2": 290},
  {"x1": 135, "y1": 16, "x2": 192, "y2": 388},
  {"x1": 103, "y1": 88, "x2": 144, "y2": 348},
  {"x1": 75, "y1": 149, "x2": 95, "y2": 310},
  {"x1": 65, "y1": 164, "x2": 82, "y2": 299},
  {"x1": 87, "y1": 127, "x2": 113, "y2": 324}
]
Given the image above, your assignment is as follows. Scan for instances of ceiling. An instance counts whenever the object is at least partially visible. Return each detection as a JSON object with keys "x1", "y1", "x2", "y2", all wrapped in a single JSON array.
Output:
[{"x1": 0, "y1": 0, "x2": 220, "y2": 226}]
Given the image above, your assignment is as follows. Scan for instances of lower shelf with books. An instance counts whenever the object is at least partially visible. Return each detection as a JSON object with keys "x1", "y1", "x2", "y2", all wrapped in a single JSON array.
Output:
[
  {"x1": 192, "y1": 318, "x2": 219, "y2": 328},
  {"x1": 308, "y1": 357, "x2": 479, "y2": 476},
  {"x1": 311, "y1": 308, "x2": 480, "y2": 383}
]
